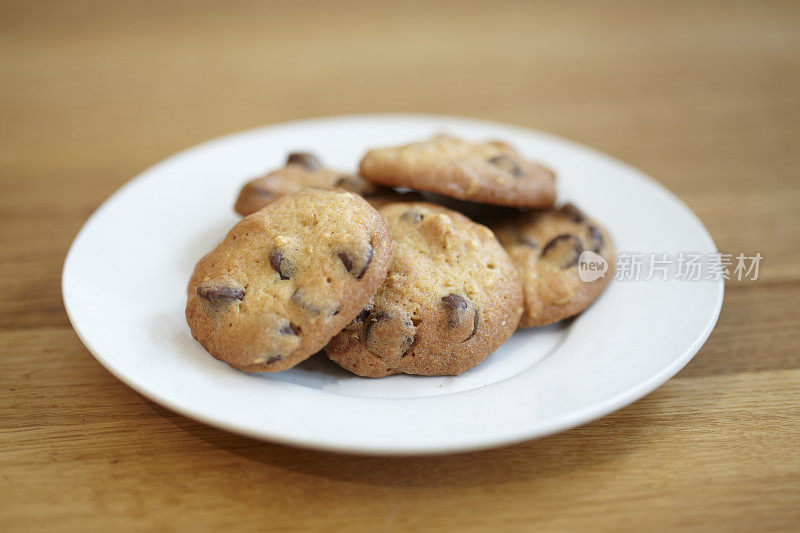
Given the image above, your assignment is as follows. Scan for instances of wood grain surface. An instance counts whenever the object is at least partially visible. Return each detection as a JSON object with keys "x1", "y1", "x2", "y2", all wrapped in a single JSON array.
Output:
[{"x1": 1, "y1": 1, "x2": 798, "y2": 531}]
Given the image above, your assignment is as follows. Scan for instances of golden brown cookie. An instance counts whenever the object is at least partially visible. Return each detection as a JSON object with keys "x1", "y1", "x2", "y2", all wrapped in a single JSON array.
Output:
[
  {"x1": 359, "y1": 134, "x2": 556, "y2": 208},
  {"x1": 187, "y1": 188, "x2": 392, "y2": 372},
  {"x1": 492, "y1": 203, "x2": 615, "y2": 328},
  {"x1": 234, "y1": 152, "x2": 383, "y2": 216},
  {"x1": 324, "y1": 202, "x2": 523, "y2": 377}
]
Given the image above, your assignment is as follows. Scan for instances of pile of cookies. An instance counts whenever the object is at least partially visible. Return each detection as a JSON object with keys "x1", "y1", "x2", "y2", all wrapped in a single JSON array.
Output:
[{"x1": 186, "y1": 135, "x2": 614, "y2": 377}]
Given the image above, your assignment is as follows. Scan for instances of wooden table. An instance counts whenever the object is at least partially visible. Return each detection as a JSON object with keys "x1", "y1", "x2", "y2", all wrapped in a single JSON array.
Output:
[{"x1": 2, "y1": 1, "x2": 798, "y2": 530}]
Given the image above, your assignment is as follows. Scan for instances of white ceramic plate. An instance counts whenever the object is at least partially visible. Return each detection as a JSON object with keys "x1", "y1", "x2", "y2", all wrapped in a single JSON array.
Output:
[{"x1": 63, "y1": 114, "x2": 723, "y2": 455}]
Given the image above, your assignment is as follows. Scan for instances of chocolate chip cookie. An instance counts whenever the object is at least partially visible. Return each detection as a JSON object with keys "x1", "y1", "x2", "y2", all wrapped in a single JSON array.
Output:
[
  {"x1": 492, "y1": 203, "x2": 615, "y2": 328},
  {"x1": 187, "y1": 188, "x2": 392, "y2": 372},
  {"x1": 324, "y1": 202, "x2": 523, "y2": 377},
  {"x1": 234, "y1": 152, "x2": 382, "y2": 216},
  {"x1": 359, "y1": 134, "x2": 556, "y2": 208}
]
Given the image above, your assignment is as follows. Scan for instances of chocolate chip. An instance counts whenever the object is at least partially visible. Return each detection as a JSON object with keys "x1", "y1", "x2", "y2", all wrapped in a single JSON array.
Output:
[
  {"x1": 364, "y1": 310, "x2": 415, "y2": 359},
  {"x1": 337, "y1": 251, "x2": 353, "y2": 273},
  {"x1": 269, "y1": 249, "x2": 295, "y2": 280},
  {"x1": 588, "y1": 225, "x2": 604, "y2": 253},
  {"x1": 488, "y1": 154, "x2": 522, "y2": 177},
  {"x1": 441, "y1": 293, "x2": 469, "y2": 328},
  {"x1": 363, "y1": 310, "x2": 387, "y2": 342},
  {"x1": 265, "y1": 355, "x2": 283, "y2": 364},
  {"x1": 400, "y1": 209, "x2": 424, "y2": 223},
  {"x1": 441, "y1": 293, "x2": 479, "y2": 342},
  {"x1": 279, "y1": 322, "x2": 299, "y2": 336},
  {"x1": 196, "y1": 283, "x2": 245, "y2": 303},
  {"x1": 559, "y1": 203, "x2": 586, "y2": 223},
  {"x1": 337, "y1": 245, "x2": 373, "y2": 279},
  {"x1": 520, "y1": 235, "x2": 538, "y2": 248},
  {"x1": 541, "y1": 234, "x2": 584, "y2": 268},
  {"x1": 286, "y1": 152, "x2": 321, "y2": 171}
]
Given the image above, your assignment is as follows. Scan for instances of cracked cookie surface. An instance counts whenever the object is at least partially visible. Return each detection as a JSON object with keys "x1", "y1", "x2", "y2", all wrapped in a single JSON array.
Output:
[
  {"x1": 492, "y1": 203, "x2": 615, "y2": 328},
  {"x1": 359, "y1": 134, "x2": 556, "y2": 208},
  {"x1": 234, "y1": 152, "x2": 383, "y2": 216},
  {"x1": 324, "y1": 202, "x2": 523, "y2": 377},
  {"x1": 187, "y1": 188, "x2": 392, "y2": 372}
]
